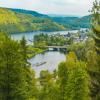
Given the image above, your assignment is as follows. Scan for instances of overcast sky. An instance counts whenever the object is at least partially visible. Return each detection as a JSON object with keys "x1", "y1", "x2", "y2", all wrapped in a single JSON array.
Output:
[{"x1": 0, "y1": 0, "x2": 94, "y2": 16}]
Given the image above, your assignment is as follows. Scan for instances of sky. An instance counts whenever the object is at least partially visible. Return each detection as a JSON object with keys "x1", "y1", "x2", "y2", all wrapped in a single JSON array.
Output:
[{"x1": 0, "y1": 0, "x2": 94, "y2": 16}]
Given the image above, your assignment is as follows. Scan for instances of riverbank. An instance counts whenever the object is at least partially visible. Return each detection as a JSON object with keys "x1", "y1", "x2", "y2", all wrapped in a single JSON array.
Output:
[
  {"x1": 28, "y1": 51, "x2": 66, "y2": 77},
  {"x1": 27, "y1": 45, "x2": 47, "y2": 59}
]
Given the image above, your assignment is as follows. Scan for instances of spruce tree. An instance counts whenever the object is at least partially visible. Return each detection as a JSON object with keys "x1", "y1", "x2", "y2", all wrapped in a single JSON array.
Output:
[
  {"x1": 20, "y1": 36, "x2": 28, "y2": 66},
  {"x1": 20, "y1": 36, "x2": 38, "y2": 99},
  {"x1": 0, "y1": 33, "x2": 28, "y2": 100},
  {"x1": 92, "y1": 0, "x2": 100, "y2": 54},
  {"x1": 91, "y1": 0, "x2": 100, "y2": 99}
]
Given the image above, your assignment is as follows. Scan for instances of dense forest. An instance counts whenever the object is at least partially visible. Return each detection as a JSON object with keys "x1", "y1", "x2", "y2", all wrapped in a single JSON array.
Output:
[
  {"x1": 0, "y1": 8, "x2": 66, "y2": 34},
  {"x1": 0, "y1": 7, "x2": 92, "y2": 34},
  {"x1": 50, "y1": 15, "x2": 91, "y2": 29},
  {"x1": 0, "y1": 1, "x2": 100, "y2": 100},
  {"x1": 9, "y1": 8, "x2": 92, "y2": 29}
]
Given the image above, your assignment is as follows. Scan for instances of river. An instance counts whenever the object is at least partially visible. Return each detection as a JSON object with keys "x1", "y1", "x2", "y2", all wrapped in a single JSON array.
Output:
[
  {"x1": 11, "y1": 30, "x2": 78, "y2": 44},
  {"x1": 28, "y1": 51, "x2": 66, "y2": 77},
  {"x1": 11, "y1": 31, "x2": 74, "y2": 77}
]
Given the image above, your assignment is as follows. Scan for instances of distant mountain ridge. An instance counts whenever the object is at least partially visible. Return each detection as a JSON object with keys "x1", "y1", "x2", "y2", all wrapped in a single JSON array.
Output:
[
  {"x1": 51, "y1": 15, "x2": 92, "y2": 29},
  {"x1": 0, "y1": 7, "x2": 66, "y2": 34},
  {"x1": 9, "y1": 8, "x2": 49, "y2": 18},
  {"x1": 7, "y1": 8, "x2": 92, "y2": 29},
  {"x1": 0, "y1": 7, "x2": 91, "y2": 34},
  {"x1": 48, "y1": 14, "x2": 80, "y2": 17}
]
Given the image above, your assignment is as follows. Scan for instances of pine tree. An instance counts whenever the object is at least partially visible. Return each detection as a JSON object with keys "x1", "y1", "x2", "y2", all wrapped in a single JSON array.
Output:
[
  {"x1": 91, "y1": 0, "x2": 100, "y2": 99},
  {"x1": 20, "y1": 36, "x2": 28, "y2": 66},
  {"x1": 92, "y1": 0, "x2": 100, "y2": 54},
  {"x1": 20, "y1": 36, "x2": 38, "y2": 99},
  {"x1": 0, "y1": 33, "x2": 28, "y2": 100}
]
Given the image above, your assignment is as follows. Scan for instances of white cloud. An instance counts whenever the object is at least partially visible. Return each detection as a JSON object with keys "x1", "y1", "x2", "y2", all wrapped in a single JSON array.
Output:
[{"x1": 0, "y1": 0, "x2": 94, "y2": 16}]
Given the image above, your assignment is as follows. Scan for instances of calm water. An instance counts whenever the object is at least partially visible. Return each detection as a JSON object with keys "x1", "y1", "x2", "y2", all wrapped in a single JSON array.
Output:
[
  {"x1": 11, "y1": 31, "x2": 70, "y2": 77},
  {"x1": 28, "y1": 51, "x2": 66, "y2": 77},
  {"x1": 11, "y1": 30, "x2": 87, "y2": 77},
  {"x1": 11, "y1": 30, "x2": 78, "y2": 44}
]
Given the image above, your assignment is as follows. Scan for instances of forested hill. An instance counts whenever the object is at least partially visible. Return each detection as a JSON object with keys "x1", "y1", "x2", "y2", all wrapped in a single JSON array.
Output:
[
  {"x1": 0, "y1": 8, "x2": 66, "y2": 34},
  {"x1": 9, "y1": 8, "x2": 92, "y2": 29},
  {"x1": 0, "y1": 7, "x2": 91, "y2": 34},
  {"x1": 51, "y1": 15, "x2": 92, "y2": 29},
  {"x1": 9, "y1": 8, "x2": 49, "y2": 18}
]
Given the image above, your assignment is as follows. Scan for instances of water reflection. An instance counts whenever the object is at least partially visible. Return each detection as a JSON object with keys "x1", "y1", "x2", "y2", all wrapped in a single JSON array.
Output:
[{"x1": 28, "y1": 51, "x2": 66, "y2": 77}]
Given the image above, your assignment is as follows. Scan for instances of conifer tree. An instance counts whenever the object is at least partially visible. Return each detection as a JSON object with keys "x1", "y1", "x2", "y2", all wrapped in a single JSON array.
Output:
[
  {"x1": 91, "y1": 0, "x2": 100, "y2": 99},
  {"x1": 0, "y1": 33, "x2": 28, "y2": 100},
  {"x1": 20, "y1": 36, "x2": 38, "y2": 99},
  {"x1": 20, "y1": 36, "x2": 28, "y2": 66},
  {"x1": 92, "y1": 0, "x2": 100, "y2": 54}
]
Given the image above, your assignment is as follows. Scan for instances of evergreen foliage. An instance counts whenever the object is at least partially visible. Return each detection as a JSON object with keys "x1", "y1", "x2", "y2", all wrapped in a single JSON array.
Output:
[
  {"x1": 91, "y1": 0, "x2": 100, "y2": 99},
  {"x1": 0, "y1": 1, "x2": 100, "y2": 100},
  {"x1": 0, "y1": 33, "x2": 38, "y2": 100}
]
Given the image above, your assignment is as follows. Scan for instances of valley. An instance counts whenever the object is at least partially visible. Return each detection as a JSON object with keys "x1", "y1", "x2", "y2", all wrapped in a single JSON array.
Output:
[{"x1": 0, "y1": 7, "x2": 91, "y2": 34}]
